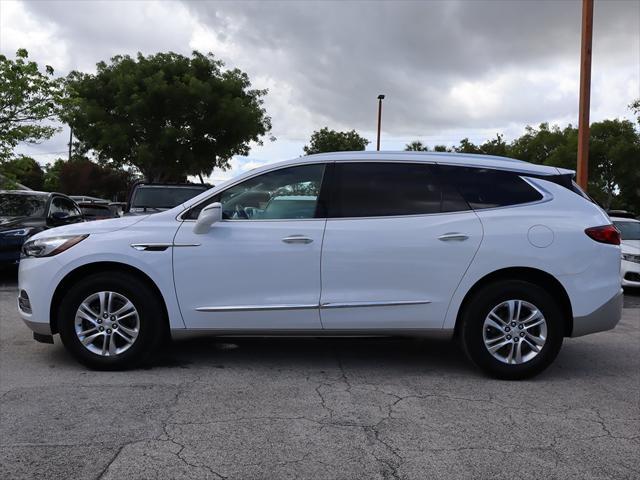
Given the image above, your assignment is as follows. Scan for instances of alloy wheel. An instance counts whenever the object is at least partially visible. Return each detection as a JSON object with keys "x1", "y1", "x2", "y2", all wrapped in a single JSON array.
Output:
[
  {"x1": 74, "y1": 291, "x2": 140, "y2": 357},
  {"x1": 482, "y1": 299, "x2": 547, "y2": 365}
]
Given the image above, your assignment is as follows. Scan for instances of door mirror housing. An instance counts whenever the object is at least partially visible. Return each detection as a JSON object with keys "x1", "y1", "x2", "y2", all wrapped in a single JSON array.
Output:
[
  {"x1": 47, "y1": 211, "x2": 70, "y2": 227},
  {"x1": 193, "y1": 202, "x2": 222, "y2": 234}
]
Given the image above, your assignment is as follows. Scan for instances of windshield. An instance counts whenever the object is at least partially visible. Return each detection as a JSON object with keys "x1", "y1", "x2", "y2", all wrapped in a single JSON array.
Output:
[
  {"x1": 130, "y1": 186, "x2": 208, "y2": 210},
  {"x1": 614, "y1": 221, "x2": 640, "y2": 241},
  {"x1": 0, "y1": 193, "x2": 47, "y2": 218}
]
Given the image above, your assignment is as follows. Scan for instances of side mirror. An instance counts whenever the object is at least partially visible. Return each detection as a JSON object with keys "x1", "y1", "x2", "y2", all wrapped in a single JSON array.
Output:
[
  {"x1": 193, "y1": 202, "x2": 222, "y2": 234},
  {"x1": 47, "y1": 211, "x2": 70, "y2": 227}
]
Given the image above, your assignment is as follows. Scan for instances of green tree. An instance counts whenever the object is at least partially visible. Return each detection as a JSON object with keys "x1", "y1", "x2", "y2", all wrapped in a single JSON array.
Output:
[
  {"x1": 404, "y1": 141, "x2": 452, "y2": 152},
  {"x1": 0, "y1": 155, "x2": 44, "y2": 190},
  {"x1": 588, "y1": 119, "x2": 640, "y2": 210},
  {"x1": 479, "y1": 133, "x2": 509, "y2": 156},
  {"x1": 43, "y1": 158, "x2": 64, "y2": 192},
  {"x1": 62, "y1": 51, "x2": 272, "y2": 182},
  {"x1": 630, "y1": 98, "x2": 640, "y2": 124},
  {"x1": 454, "y1": 138, "x2": 483, "y2": 154},
  {"x1": 405, "y1": 140, "x2": 429, "y2": 151},
  {"x1": 453, "y1": 134, "x2": 508, "y2": 156},
  {"x1": 508, "y1": 120, "x2": 639, "y2": 212},
  {"x1": 303, "y1": 127, "x2": 369, "y2": 155},
  {"x1": 509, "y1": 123, "x2": 577, "y2": 168},
  {"x1": 433, "y1": 145, "x2": 451, "y2": 152},
  {"x1": 0, "y1": 49, "x2": 63, "y2": 163},
  {"x1": 45, "y1": 156, "x2": 137, "y2": 201}
]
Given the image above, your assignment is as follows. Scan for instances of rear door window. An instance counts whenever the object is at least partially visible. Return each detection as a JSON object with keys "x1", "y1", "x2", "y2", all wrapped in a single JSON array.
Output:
[
  {"x1": 329, "y1": 162, "x2": 468, "y2": 218},
  {"x1": 438, "y1": 165, "x2": 543, "y2": 209}
]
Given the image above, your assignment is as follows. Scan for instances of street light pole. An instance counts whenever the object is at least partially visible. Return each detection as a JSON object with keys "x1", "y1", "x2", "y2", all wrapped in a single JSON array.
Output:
[
  {"x1": 576, "y1": 0, "x2": 594, "y2": 190},
  {"x1": 376, "y1": 94, "x2": 385, "y2": 151}
]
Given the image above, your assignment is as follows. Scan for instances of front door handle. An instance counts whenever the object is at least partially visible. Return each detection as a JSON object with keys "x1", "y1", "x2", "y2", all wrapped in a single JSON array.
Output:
[
  {"x1": 282, "y1": 235, "x2": 313, "y2": 244},
  {"x1": 438, "y1": 233, "x2": 469, "y2": 242}
]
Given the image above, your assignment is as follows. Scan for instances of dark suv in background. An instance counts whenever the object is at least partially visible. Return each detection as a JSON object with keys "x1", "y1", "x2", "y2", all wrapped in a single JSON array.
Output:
[
  {"x1": 0, "y1": 191, "x2": 84, "y2": 267},
  {"x1": 125, "y1": 182, "x2": 211, "y2": 215}
]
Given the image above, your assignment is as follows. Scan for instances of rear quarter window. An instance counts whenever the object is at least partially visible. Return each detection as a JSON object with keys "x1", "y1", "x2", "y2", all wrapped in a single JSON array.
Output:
[{"x1": 438, "y1": 165, "x2": 543, "y2": 209}]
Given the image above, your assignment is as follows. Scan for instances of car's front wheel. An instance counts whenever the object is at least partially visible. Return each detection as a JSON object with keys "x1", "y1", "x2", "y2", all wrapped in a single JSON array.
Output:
[
  {"x1": 460, "y1": 280, "x2": 565, "y2": 380},
  {"x1": 57, "y1": 271, "x2": 165, "y2": 370}
]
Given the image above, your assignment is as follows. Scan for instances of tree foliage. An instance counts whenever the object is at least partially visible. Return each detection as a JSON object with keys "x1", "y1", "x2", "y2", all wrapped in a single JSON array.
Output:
[
  {"x1": 44, "y1": 156, "x2": 137, "y2": 201},
  {"x1": 405, "y1": 140, "x2": 429, "y2": 151},
  {"x1": 0, "y1": 49, "x2": 63, "y2": 163},
  {"x1": 405, "y1": 120, "x2": 640, "y2": 213},
  {"x1": 303, "y1": 127, "x2": 369, "y2": 155},
  {"x1": 0, "y1": 155, "x2": 44, "y2": 190},
  {"x1": 630, "y1": 98, "x2": 640, "y2": 124},
  {"x1": 62, "y1": 51, "x2": 272, "y2": 182}
]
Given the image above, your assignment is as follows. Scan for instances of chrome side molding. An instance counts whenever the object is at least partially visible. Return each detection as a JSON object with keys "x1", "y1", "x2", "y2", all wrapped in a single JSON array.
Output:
[
  {"x1": 196, "y1": 300, "x2": 431, "y2": 312},
  {"x1": 196, "y1": 304, "x2": 318, "y2": 312},
  {"x1": 131, "y1": 243, "x2": 201, "y2": 251},
  {"x1": 320, "y1": 300, "x2": 431, "y2": 309}
]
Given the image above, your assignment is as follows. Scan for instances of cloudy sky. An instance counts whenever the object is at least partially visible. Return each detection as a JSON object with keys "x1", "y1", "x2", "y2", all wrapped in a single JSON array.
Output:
[{"x1": 1, "y1": 0, "x2": 638, "y2": 182}]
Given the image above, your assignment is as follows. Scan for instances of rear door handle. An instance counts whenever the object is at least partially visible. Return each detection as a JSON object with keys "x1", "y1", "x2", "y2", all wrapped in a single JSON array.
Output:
[
  {"x1": 438, "y1": 233, "x2": 469, "y2": 241},
  {"x1": 282, "y1": 235, "x2": 313, "y2": 244}
]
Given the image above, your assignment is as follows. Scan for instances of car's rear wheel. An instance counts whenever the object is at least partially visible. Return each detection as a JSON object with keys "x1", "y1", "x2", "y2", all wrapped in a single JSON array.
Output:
[
  {"x1": 460, "y1": 280, "x2": 564, "y2": 380},
  {"x1": 57, "y1": 272, "x2": 164, "y2": 370}
]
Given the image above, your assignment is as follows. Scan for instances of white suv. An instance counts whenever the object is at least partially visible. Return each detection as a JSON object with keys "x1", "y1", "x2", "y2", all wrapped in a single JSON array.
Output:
[{"x1": 17, "y1": 152, "x2": 623, "y2": 379}]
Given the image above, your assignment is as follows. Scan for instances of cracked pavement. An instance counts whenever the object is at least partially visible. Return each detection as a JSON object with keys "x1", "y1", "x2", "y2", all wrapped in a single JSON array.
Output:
[{"x1": 1, "y1": 271, "x2": 639, "y2": 479}]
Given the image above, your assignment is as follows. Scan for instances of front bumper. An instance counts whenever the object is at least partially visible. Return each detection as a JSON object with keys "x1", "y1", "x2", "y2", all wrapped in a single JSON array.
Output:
[
  {"x1": 21, "y1": 316, "x2": 53, "y2": 335},
  {"x1": 0, "y1": 245, "x2": 21, "y2": 265},
  {"x1": 571, "y1": 289, "x2": 623, "y2": 337},
  {"x1": 621, "y1": 259, "x2": 640, "y2": 287}
]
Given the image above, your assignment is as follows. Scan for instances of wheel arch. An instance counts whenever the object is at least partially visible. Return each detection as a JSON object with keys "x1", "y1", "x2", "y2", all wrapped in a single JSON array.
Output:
[
  {"x1": 49, "y1": 261, "x2": 170, "y2": 335},
  {"x1": 454, "y1": 267, "x2": 574, "y2": 337}
]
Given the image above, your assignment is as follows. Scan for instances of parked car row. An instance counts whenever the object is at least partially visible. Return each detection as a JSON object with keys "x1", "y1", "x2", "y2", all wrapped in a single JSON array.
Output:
[
  {"x1": 0, "y1": 191, "x2": 84, "y2": 266},
  {"x1": 1, "y1": 183, "x2": 210, "y2": 267}
]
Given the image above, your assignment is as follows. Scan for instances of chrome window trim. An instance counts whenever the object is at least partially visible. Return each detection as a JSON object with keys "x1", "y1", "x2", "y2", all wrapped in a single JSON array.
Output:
[
  {"x1": 182, "y1": 217, "x2": 327, "y2": 224},
  {"x1": 179, "y1": 160, "x2": 556, "y2": 222}
]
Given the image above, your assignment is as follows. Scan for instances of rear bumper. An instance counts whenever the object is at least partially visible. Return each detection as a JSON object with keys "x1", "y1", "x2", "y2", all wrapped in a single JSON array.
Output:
[{"x1": 571, "y1": 289, "x2": 623, "y2": 337}]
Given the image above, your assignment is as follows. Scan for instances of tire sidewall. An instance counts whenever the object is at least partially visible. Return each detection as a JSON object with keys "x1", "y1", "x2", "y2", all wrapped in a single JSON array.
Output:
[
  {"x1": 58, "y1": 272, "x2": 163, "y2": 370},
  {"x1": 462, "y1": 280, "x2": 564, "y2": 380}
]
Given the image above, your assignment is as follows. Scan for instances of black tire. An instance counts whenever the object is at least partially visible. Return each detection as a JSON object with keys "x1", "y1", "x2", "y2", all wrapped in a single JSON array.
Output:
[
  {"x1": 57, "y1": 271, "x2": 165, "y2": 370},
  {"x1": 460, "y1": 280, "x2": 565, "y2": 380}
]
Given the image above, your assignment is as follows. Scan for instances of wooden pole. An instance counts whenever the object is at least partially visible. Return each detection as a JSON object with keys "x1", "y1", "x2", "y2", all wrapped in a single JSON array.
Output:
[{"x1": 576, "y1": 0, "x2": 594, "y2": 190}]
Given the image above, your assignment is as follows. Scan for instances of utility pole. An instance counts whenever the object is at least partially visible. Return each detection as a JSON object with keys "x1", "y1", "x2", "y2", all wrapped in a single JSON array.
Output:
[
  {"x1": 576, "y1": 0, "x2": 593, "y2": 190},
  {"x1": 68, "y1": 126, "x2": 73, "y2": 161},
  {"x1": 376, "y1": 94, "x2": 385, "y2": 151}
]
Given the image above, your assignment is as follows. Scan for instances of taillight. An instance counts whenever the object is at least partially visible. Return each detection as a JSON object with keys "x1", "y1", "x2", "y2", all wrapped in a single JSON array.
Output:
[{"x1": 585, "y1": 225, "x2": 620, "y2": 245}]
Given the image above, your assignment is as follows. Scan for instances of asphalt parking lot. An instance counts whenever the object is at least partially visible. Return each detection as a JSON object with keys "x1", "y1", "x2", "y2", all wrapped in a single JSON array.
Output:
[{"x1": 1, "y1": 269, "x2": 638, "y2": 480}]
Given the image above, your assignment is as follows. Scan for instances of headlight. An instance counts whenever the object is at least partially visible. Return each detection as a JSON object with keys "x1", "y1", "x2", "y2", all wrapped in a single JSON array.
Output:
[
  {"x1": 1, "y1": 228, "x2": 33, "y2": 237},
  {"x1": 22, "y1": 234, "x2": 89, "y2": 258},
  {"x1": 622, "y1": 253, "x2": 640, "y2": 264}
]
